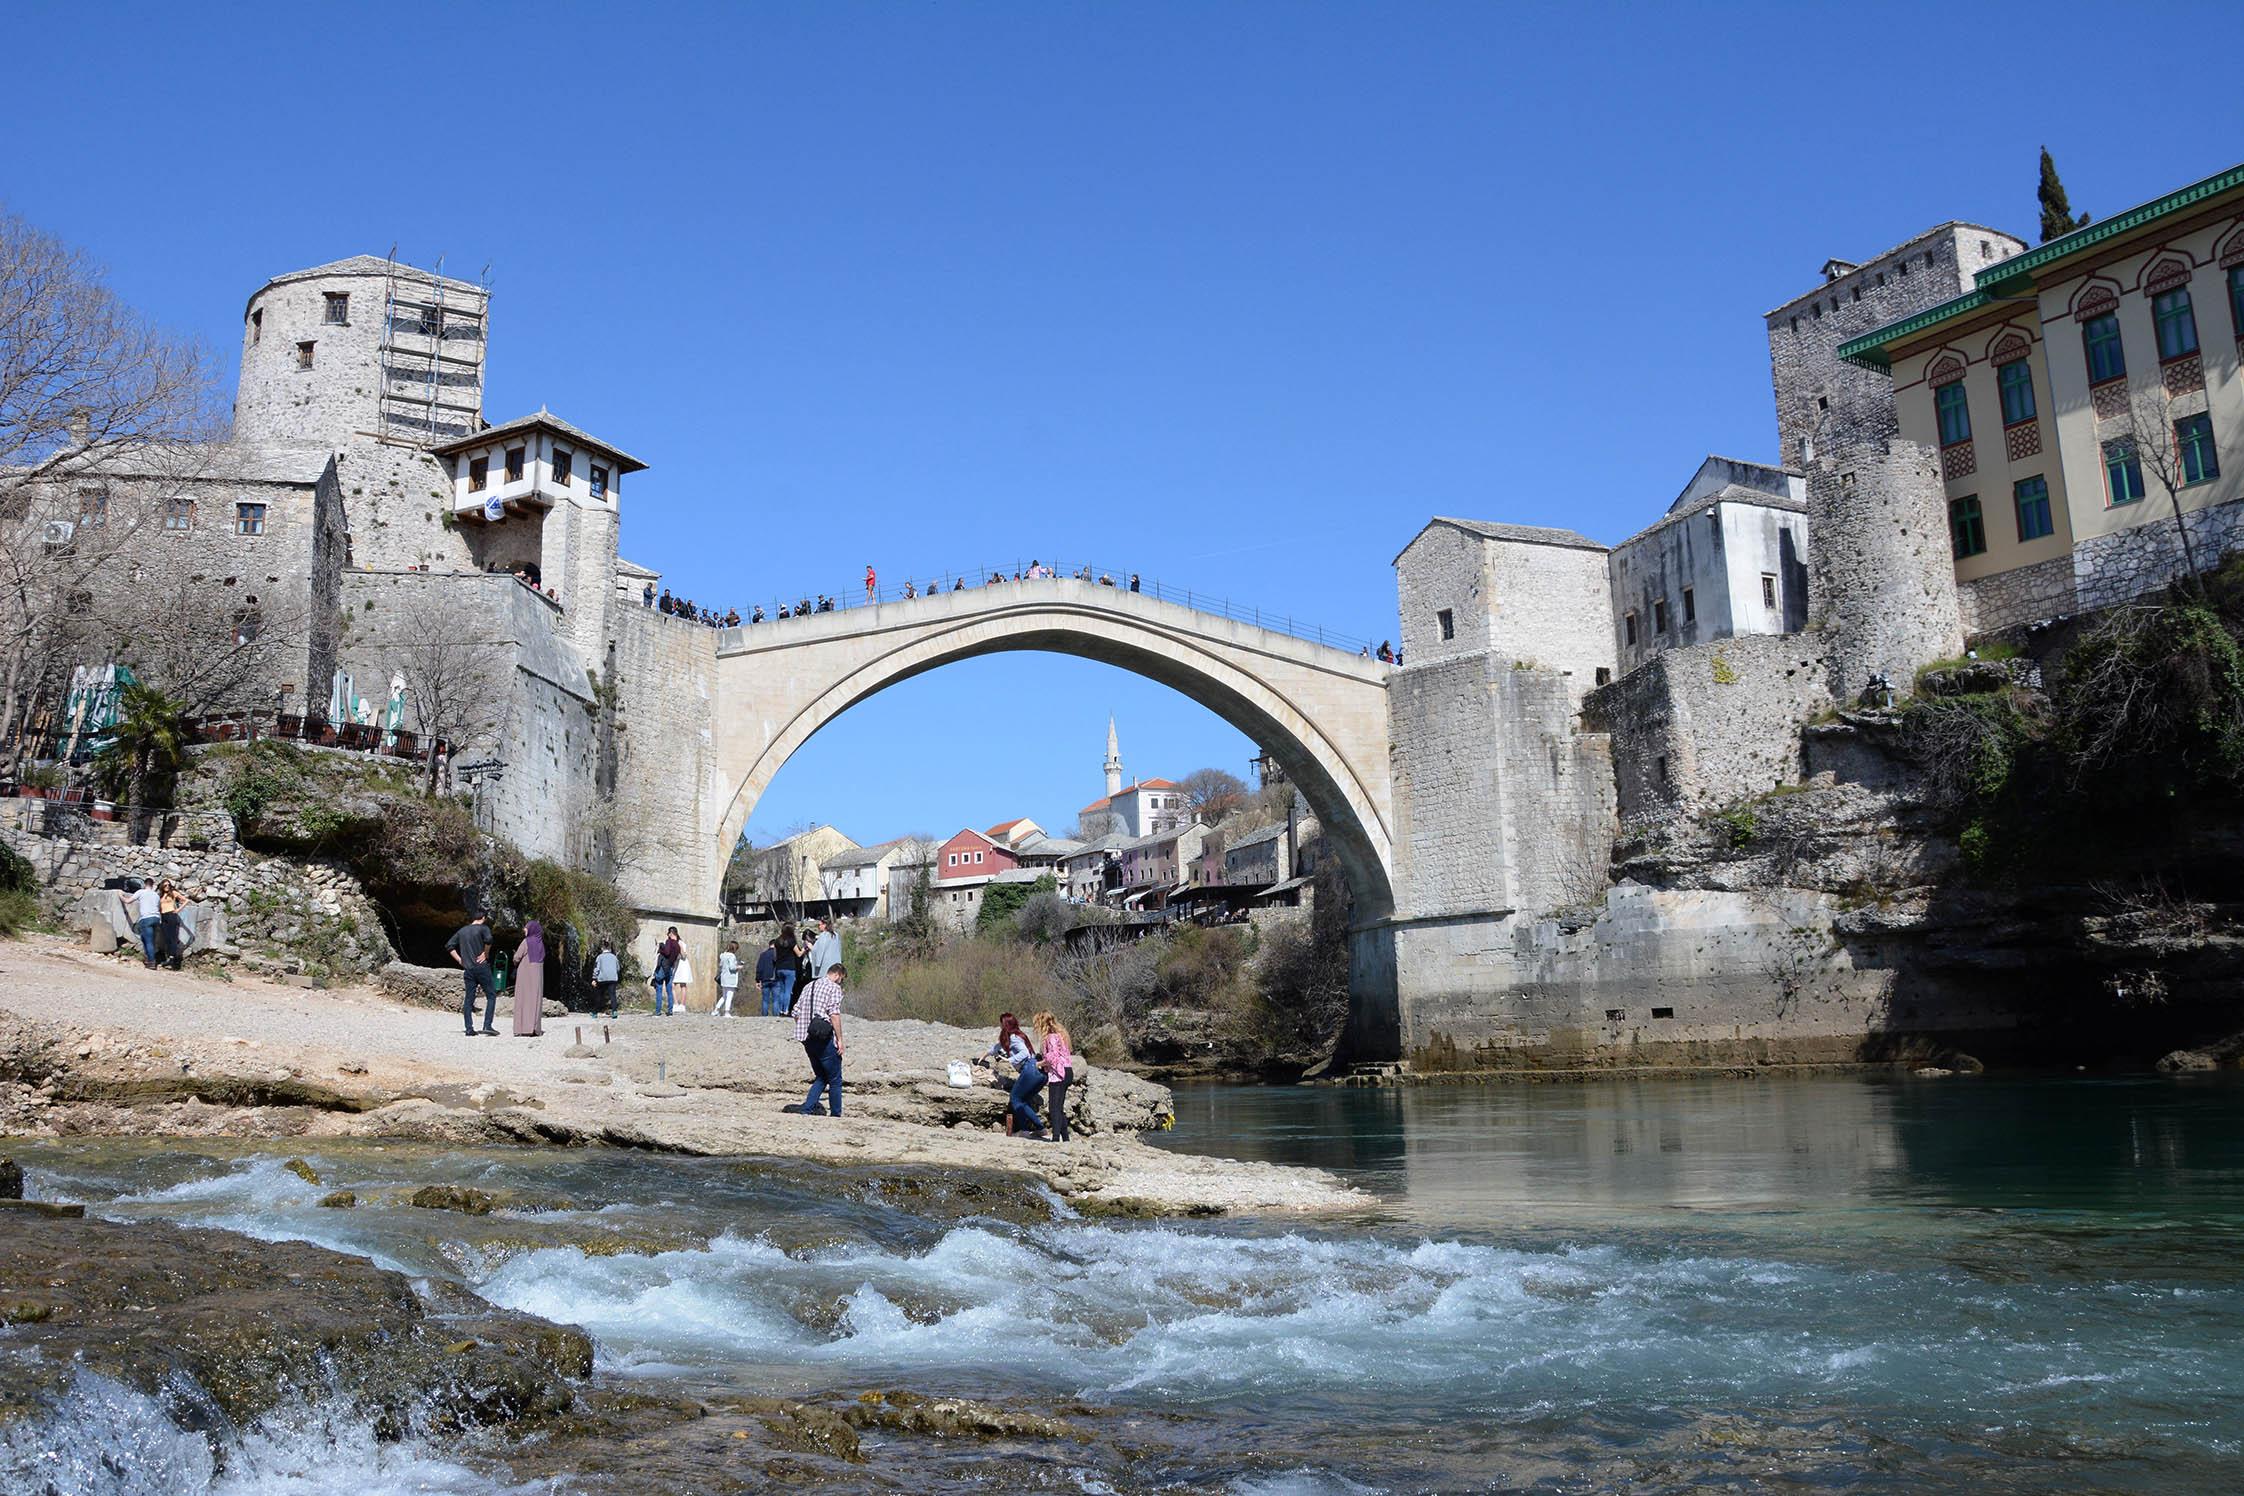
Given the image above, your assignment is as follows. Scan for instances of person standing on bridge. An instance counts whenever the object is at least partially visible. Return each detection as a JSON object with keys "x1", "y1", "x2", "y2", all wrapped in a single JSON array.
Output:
[
  {"x1": 865, "y1": 564, "x2": 876, "y2": 601},
  {"x1": 1129, "y1": 573, "x2": 1140, "y2": 593}
]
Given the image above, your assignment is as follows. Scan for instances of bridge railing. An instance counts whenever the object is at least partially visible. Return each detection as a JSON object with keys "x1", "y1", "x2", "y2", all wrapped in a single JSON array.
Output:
[{"x1": 660, "y1": 560, "x2": 1385, "y2": 659}]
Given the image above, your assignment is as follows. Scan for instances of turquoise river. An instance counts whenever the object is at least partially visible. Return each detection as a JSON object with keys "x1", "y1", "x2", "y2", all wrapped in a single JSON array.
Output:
[{"x1": 5, "y1": 1071, "x2": 2243, "y2": 1492}]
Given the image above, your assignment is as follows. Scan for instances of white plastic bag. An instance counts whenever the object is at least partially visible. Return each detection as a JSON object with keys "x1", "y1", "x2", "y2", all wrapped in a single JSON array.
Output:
[{"x1": 946, "y1": 1060, "x2": 973, "y2": 1088}]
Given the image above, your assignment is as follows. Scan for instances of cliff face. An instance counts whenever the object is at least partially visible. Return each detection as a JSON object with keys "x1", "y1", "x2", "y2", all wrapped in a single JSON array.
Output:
[{"x1": 1406, "y1": 717, "x2": 2244, "y2": 1075}]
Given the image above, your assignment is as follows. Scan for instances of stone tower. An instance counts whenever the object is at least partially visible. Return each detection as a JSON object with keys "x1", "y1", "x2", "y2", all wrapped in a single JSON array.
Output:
[
  {"x1": 1103, "y1": 717, "x2": 1123, "y2": 797},
  {"x1": 1766, "y1": 224, "x2": 2021, "y2": 697},
  {"x1": 233, "y1": 256, "x2": 487, "y2": 449},
  {"x1": 1803, "y1": 411, "x2": 1963, "y2": 698}
]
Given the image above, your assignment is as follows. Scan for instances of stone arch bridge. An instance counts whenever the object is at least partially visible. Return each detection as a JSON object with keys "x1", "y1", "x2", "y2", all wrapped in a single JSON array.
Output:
[
  {"x1": 613, "y1": 563, "x2": 1614, "y2": 1064},
  {"x1": 708, "y1": 579, "x2": 1396, "y2": 923}
]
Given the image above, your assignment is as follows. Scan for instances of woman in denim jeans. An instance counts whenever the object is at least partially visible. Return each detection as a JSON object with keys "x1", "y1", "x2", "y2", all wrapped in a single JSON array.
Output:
[{"x1": 650, "y1": 926, "x2": 681, "y2": 1015}]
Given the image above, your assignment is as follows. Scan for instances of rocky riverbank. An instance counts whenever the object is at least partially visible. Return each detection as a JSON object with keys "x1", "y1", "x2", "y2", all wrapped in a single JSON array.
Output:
[
  {"x1": 0, "y1": 935, "x2": 1360, "y2": 1215},
  {"x1": 0, "y1": 1204, "x2": 1147, "y2": 1488}
]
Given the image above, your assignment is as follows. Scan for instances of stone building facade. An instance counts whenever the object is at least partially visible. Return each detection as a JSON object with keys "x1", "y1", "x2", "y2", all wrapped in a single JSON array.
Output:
[
  {"x1": 1392, "y1": 519, "x2": 1616, "y2": 696},
  {"x1": 1607, "y1": 456, "x2": 1809, "y2": 677}
]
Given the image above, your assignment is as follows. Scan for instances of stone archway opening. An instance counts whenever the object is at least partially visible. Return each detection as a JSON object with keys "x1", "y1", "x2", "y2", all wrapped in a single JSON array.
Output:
[{"x1": 704, "y1": 587, "x2": 1400, "y2": 1055}]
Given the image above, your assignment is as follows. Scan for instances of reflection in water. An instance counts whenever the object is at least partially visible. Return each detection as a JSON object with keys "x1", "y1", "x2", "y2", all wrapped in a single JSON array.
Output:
[{"x1": 1160, "y1": 1072, "x2": 2244, "y2": 1235}]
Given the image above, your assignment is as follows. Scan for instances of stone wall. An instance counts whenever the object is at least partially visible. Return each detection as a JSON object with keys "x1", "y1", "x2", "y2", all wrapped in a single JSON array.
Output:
[
  {"x1": 1395, "y1": 523, "x2": 1488, "y2": 665},
  {"x1": 1805, "y1": 420, "x2": 1964, "y2": 701},
  {"x1": 1582, "y1": 634, "x2": 1830, "y2": 826},
  {"x1": 606, "y1": 605, "x2": 724, "y2": 983},
  {"x1": 0, "y1": 800, "x2": 391, "y2": 976},
  {"x1": 336, "y1": 571, "x2": 600, "y2": 868},
  {"x1": 1956, "y1": 551, "x2": 2079, "y2": 636},
  {"x1": 328, "y1": 444, "x2": 477, "y2": 574},
  {"x1": 2073, "y1": 495, "x2": 2244, "y2": 612},
  {"x1": 1484, "y1": 538, "x2": 1615, "y2": 700}
]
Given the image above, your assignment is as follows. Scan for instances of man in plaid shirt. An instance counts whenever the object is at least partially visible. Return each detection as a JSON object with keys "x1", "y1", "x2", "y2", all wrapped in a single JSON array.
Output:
[{"x1": 789, "y1": 963, "x2": 846, "y2": 1117}]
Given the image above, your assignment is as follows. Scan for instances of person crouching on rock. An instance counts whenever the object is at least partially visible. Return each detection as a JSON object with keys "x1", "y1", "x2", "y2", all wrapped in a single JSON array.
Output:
[
  {"x1": 1033, "y1": 1011, "x2": 1074, "y2": 1144},
  {"x1": 512, "y1": 920, "x2": 547, "y2": 1037},
  {"x1": 986, "y1": 1013, "x2": 1045, "y2": 1139},
  {"x1": 788, "y1": 963, "x2": 846, "y2": 1117}
]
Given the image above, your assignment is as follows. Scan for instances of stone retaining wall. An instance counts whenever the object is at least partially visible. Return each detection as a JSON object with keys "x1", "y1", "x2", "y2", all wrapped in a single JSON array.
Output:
[{"x1": 0, "y1": 800, "x2": 391, "y2": 976}]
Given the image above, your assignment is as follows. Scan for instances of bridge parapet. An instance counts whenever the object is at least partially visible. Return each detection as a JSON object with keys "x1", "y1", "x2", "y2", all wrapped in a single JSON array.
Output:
[{"x1": 713, "y1": 575, "x2": 1390, "y2": 684}]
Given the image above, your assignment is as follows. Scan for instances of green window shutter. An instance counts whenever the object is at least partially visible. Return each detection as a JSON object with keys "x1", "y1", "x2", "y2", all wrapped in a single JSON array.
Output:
[
  {"x1": 2084, "y1": 315, "x2": 2126, "y2": 383},
  {"x1": 2177, "y1": 414, "x2": 2220, "y2": 486},
  {"x1": 1935, "y1": 382, "x2": 1972, "y2": 446},
  {"x1": 2154, "y1": 289, "x2": 2200, "y2": 361},
  {"x1": 2013, "y1": 477, "x2": 2053, "y2": 541},
  {"x1": 1997, "y1": 360, "x2": 2036, "y2": 425},
  {"x1": 2104, "y1": 440, "x2": 2144, "y2": 505},
  {"x1": 1949, "y1": 496, "x2": 1985, "y2": 559}
]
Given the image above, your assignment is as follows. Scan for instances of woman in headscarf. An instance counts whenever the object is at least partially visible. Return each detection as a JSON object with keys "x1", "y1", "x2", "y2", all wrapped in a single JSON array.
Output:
[{"x1": 512, "y1": 919, "x2": 547, "y2": 1037}]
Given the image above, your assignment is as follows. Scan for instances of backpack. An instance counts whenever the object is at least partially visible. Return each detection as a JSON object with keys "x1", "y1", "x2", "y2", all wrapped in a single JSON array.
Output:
[{"x1": 755, "y1": 946, "x2": 777, "y2": 984}]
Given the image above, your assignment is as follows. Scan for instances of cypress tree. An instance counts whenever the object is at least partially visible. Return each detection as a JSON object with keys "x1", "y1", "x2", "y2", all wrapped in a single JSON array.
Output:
[{"x1": 2038, "y1": 148, "x2": 2091, "y2": 242}]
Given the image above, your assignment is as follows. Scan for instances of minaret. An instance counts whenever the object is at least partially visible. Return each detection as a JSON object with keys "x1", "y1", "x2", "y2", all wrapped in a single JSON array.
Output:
[{"x1": 1103, "y1": 717, "x2": 1124, "y2": 797}]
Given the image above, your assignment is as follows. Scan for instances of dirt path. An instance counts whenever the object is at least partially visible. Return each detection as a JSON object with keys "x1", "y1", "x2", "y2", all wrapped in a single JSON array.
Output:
[{"x1": 0, "y1": 936, "x2": 1362, "y2": 1215}]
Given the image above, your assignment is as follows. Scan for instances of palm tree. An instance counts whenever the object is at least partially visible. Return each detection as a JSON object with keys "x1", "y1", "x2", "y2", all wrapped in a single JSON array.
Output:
[{"x1": 98, "y1": 682, "x2": 187, "y2": 838}]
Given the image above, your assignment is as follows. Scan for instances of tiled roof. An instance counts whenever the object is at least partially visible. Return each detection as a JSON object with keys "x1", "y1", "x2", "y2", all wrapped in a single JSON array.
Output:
[
  {"x1": 1613, "y1": 484, "x2": 1807, "y2": 552},
  {"x1": 1396, "y1": 517, "x2": 1605, "y2": 563},
  {"x1": 252, "y1": 255, "x2": 485, "y2": 304},
  {"x1": 822, "y1": 839, "x2": 906, "y2": 869},
  {"x1": 429, "y1": 410, "x2": 647, "y2": 472},
  {"x1": 1226, "y1": 823, "x2": 1285, "y2": 850}
]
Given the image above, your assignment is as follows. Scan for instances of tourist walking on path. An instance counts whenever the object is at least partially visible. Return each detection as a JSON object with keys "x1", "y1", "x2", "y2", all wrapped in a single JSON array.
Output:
[
  {"x1": 1033, "y1": 1011, "x2": 1075, "y2": 1143},
  {"x1": 447, "y1": 912, "x2": 499, "y2": 1036},
  {"x1": 650, "y1": 927, "x2": 681, "y2": 1015},
  {"x1": 987, "y1": 1012, "x2": 1046, "y2": 1138},
  {"x1": 512, "y1": 920, "x2": 547, "y2": 1037},
  {"x1": 790, "y1": 963, "x2": 846, "y2": 1117},
  {"x1": 810, "y1": 919, "x2": 842, "y2": 982},
  {"x1": 715, "y1": 941, "x2": 741, "y2": 1017},
  {"x1": 121, "y1": 880, "x2": 163, "y2": 969},
  {"x1": 865, "y1": 564, "x2": 877, "y2": 601},
  {"x1": 592, "y1": 941, "x2": 620, "y2": 1017}
]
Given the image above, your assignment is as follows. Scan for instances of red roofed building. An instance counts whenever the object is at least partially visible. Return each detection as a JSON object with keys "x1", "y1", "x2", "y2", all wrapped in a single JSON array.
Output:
[
  {"x1": 983, "y1": 818, "x2": 1045, "y2": 850},
  {"x1": 936, "y1": 827, "x2": 1018, "y2": 883}
]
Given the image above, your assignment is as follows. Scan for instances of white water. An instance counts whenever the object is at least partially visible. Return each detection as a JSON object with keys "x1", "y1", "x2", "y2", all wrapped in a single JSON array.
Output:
[{"x1": 0, "y1": 1371, "x2": 567, "y2": 1496}]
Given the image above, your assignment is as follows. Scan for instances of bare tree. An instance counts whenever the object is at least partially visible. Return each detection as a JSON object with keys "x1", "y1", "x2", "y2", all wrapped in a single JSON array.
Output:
[
  {"x1": 0, "y1": 209, "x2": 222, "y2": 770},
  {"x1": 2117, "y1": 385, "x2": 2210, "y2": 593},
  {"x1": 1070, "y1": 809, "x2": 1123, "y2": 840},
  {"x1": 1179, "y1": 766, "x2": 1249, "y2": 823},
  {"x1": 351, "y1": 599, "x2": 512, "y2": 794}
]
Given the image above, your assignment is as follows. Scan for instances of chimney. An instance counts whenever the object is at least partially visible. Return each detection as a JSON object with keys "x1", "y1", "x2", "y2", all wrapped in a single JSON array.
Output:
[{"x1": 67, "y1": 408, "x2": 90, "y2": 447}]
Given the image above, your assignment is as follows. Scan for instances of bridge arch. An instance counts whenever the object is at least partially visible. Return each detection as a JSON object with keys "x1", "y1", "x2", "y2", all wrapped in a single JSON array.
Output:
[{"x1": 709, "y1": 583, "x2": 1395, "y2": 924}]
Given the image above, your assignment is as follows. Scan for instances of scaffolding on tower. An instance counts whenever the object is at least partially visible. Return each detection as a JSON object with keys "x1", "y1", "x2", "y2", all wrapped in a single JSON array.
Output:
[{"x1": 374, "y1": 248, "x2": 491, "y2": 447}]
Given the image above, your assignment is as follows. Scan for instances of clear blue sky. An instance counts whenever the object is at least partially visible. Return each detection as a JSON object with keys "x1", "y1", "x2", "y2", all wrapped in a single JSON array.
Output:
[{"x1": 9, "y1": 2, "x2": 2240, "y2": 848}]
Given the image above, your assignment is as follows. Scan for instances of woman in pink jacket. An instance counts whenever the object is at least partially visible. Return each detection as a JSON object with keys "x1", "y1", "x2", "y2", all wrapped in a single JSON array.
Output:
[{"x1": 1032, "y1": 1011, "x2": 1075, "y2": 1144}]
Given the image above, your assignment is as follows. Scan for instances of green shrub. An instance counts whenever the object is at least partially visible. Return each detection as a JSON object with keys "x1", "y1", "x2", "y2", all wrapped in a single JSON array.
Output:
[{"x1": 974, "y1": 873, "x2": 1057, "y2": 934}]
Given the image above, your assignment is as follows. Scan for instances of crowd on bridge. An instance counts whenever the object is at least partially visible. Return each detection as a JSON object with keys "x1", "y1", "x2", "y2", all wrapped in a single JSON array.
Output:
[{"x1": 640, "y1": 561, "x2": 1147, "y2": 632}]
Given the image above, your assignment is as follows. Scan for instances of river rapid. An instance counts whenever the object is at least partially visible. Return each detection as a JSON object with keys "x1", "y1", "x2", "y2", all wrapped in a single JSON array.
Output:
[{"x1": 8, "y1": 1072, "x2": 2244, "y2": 1493}]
